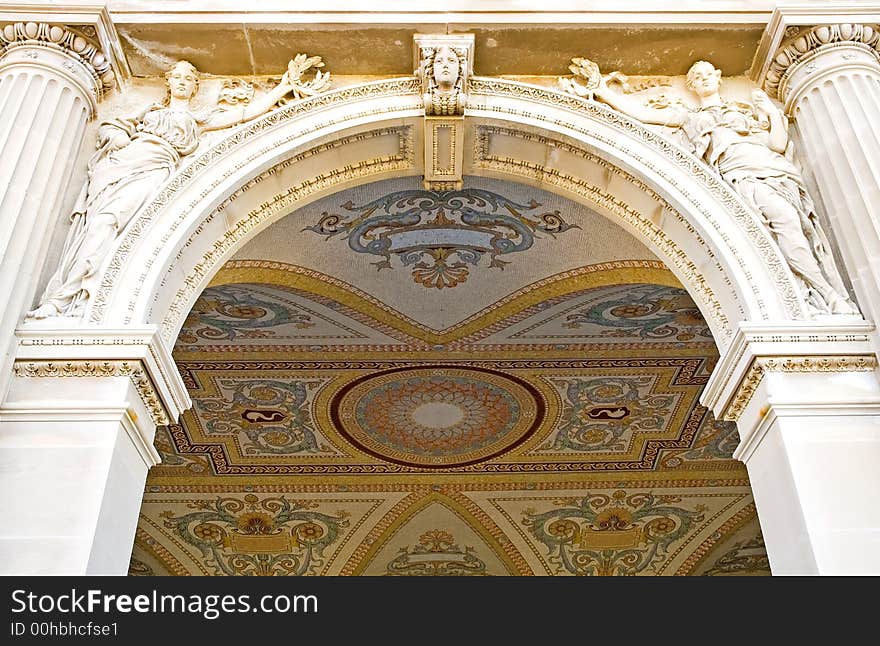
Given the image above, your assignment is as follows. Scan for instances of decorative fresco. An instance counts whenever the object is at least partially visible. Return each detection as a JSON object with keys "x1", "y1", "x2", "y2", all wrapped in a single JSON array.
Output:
[
  {"x1": 385, "y1": 530, "x2": 489, "y2": 576},
  {"x1": 304, "y1": 188, "x2": 577, "y2": 289},
  {"x1": 176, "y1": 282, "x2": 403, "y2": 349},
  {"x1": 192, "y1": 376, "x2": 338, "y2": 457},
  {"x1": 132, "y1": 258, "x2": 770, "y2": 576},
  {"x1": 160, "y1": 495, "x2": 349, "y2": 576},
  {"x1": 179, "y1": 372, "x2": 347, "y2": 461},
  {"x1": 332, "y1": 366, "x2": 541, "y2": 468},
  {"x1": 494, "y1": 282, "x2": 715, "y2": 347},
  {"x1": 561, "y1": 284, "x2": 712, "y2": 341},
  {"x1": 522, "y1": 490, "x2": 706, "y2": 575},
  {"x1": 178, "y1": 285, "x2": 316, "y2": 343},
  {"x1": 541, "y1": 375, "x2": 678, "y2": 453},
  {"x1": 232, "y1": 176, "x2": 662, "y2": 332}
]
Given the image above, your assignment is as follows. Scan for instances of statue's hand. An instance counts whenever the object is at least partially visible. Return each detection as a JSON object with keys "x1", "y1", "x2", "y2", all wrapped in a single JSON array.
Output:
[
  {"x1": 751, "y1": 89, "x2": 776, "y2": 116},
  {"x1": 106, "y1": 132, "x2": 131, "y2": 151},
  {"x1": 278, "y1": 70, "x2": 294, "y2": 93}
]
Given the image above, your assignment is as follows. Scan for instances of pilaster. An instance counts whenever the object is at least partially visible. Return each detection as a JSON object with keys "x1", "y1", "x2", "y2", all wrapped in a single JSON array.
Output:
[
  {"x1": 702, "y1": 320, "x2": 880, "y2": 574},
  {"x1": 0, "y1": 326, "x2": 189, "y2": 574}
]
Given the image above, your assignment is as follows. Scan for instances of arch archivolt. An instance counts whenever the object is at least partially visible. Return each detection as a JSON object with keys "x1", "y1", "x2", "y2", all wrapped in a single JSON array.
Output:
[{"x1": 82, "y1": 76, "x2": 809, "y2": 353}]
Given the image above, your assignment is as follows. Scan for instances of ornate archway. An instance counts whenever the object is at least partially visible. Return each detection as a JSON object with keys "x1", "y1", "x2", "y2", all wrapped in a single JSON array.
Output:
[
  {"x1": 85, "y1": 77, "x2": 806, "y2": 351},
  {"x1": 6, "y1": 68, "x2": 878, "y2": 577}
]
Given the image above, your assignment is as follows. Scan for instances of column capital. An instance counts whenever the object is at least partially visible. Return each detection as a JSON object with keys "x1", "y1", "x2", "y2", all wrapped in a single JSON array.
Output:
[
  {"x1": 752, "y1": 5, "x2": 880, "y2": 106},
  {"x1": 0, "y1": 21, "x2": 115, "y2": 107},
  {"x1": 0, "y1": 4, "x2": 129, "y2": 101}
]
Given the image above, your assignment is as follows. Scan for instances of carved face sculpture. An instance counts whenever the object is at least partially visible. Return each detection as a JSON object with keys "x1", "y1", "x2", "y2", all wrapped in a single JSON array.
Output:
[
  {"x1": 686, "y1": 61, "x2": 721, "y2": 98},
  {"x1": 166, "y1": 61, "x2": 200, "y2": 101},
  {"x1": 432, "y1": 46, "x2": 460, "y2": 90}
]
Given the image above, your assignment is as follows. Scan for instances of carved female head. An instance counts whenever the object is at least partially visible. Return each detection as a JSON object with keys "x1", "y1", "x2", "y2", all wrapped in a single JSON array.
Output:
[
  {"x1": 164, "y1": 60, "x2": 200, "y2": 103},
  {"x1": 431, "y1": 45, "x2": 460, "y2": 91},
  {"x1": 686, "y1": 60, "x2": 721, "y2": 98}
]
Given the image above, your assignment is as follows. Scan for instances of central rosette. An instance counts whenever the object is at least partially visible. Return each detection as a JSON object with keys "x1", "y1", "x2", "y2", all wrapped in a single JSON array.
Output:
[{"x1": 332, "y1": 367, "x2": 542, "y2": 467}]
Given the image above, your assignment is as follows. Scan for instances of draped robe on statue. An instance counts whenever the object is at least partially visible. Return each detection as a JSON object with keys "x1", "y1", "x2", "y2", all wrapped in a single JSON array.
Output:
[
  {"x1": 679, "y1": 104, "x2": 853, "y2": 313},
  {"x1": 37, "y1": 105, "x2": 205, "y2": 315}
]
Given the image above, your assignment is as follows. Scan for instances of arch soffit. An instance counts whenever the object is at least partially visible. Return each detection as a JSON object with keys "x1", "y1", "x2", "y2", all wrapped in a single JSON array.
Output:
[{"x1": 84, "y1": 77, "x2": 806, "y2": 352}]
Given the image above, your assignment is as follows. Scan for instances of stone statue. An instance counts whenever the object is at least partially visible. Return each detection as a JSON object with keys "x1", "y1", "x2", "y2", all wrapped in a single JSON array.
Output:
[
  {"x1": 418, "y1": 43, "x2": 467, "y2": 115},
  {"x1": 566, "y1": 58, "x2": 857, "y2": 315},
  {"x1": 29, "y1": 56, "x2": 330, "y2": 319}
]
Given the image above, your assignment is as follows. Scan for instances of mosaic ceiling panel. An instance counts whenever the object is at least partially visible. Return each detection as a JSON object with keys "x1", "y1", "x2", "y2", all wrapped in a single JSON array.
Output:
[
  {"x1": 230, "y1": 176, "x2": 660, "y2": 330},
  {"x1": 132, "y1": 179, "x2": 769, "y2": 576}
]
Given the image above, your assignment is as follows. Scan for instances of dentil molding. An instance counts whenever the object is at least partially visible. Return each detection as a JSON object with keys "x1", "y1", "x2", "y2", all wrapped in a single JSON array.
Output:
[
  {"x1": 701, "y1": 319, "x2": 877, "y2": 422},
  {"x1": 11, "y1": 326, "x2": 190, "y2": 426}
]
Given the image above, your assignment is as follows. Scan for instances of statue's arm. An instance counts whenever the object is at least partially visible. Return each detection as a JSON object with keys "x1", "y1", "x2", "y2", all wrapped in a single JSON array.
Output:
[
  {"x1": 593, "y1": 78, "x2": 687, "y2": 127},
  {"x1": 752, "y1": 90, "x2": 788, "y2": 154},
  {"x1": 202, "y1": 75, "x2": 294, "y2": 132}
]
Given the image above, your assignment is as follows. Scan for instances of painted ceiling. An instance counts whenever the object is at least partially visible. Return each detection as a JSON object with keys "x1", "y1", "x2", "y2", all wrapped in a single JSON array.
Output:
[{"x1": 130, "y1": 177, "x2": 769, "y2": 576}]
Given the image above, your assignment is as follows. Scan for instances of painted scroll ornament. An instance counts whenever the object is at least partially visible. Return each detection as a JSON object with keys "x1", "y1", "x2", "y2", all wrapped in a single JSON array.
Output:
[{"x1": 304, "y1": 188, "x2": 578, "y2": 289}]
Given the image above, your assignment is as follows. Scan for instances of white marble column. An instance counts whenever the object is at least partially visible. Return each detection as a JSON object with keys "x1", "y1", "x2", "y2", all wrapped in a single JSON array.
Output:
[
  {"x1": 0, "y1": 22, "x2": 114, "y2": 402},
  {"x1": 0, "y1": 327, "x2": 189, "y2": 574},
  {"x1": 766, "y1": 24, "x2": 880, "y2": 357},
  {"x1": 702, "y1": 322, "x2": 880, "y2": 575}
]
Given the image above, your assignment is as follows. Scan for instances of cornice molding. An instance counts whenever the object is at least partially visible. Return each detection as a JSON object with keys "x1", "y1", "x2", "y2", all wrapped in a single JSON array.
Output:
[
  {"x1": 12, "y1": 360, "x2": 168, "y2": 426},
  {"x1": 12, "y1": 326, "x2": 190, "y2": 426},
  {"x1": 722, "y1": 354, "x2": 877, "y2": 422},
  {"x1": 701, "y1": 319, "x2": 877, "y2": 422}
]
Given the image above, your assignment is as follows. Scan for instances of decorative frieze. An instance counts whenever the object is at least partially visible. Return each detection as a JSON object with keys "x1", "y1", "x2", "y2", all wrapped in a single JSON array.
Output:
[
  {"x1": 13, "y1": 359, "x2": 169, "y2": 426},
  {"x1": 722, "y1": 354, "x2": 877, "y2": 422}
]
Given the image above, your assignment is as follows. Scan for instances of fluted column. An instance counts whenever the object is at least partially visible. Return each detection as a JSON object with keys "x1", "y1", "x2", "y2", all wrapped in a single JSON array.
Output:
[
  {"x1": 0, "y1": 21, "x2": 114, "y2": 401},
  {"x1": 766, "y1": 23, "x2": 880, "y2": 356}
]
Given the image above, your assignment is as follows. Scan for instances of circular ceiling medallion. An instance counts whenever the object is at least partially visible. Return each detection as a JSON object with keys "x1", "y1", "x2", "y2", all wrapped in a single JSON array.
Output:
[{"x1": 331, "y1": 366, "x2": 543, "y2": 468}]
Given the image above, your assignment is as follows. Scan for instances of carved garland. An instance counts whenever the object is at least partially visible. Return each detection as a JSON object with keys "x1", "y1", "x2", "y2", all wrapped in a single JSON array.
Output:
[
  {"x1": 723, "y1": 354, "x2": 878, "y2": 421},
  {"x1": 12, "y1": 360, "x2": 169, "y2": 426},
  {"x1": 765, "y1": 23, "x2": 880, "y2": 100},
  {"x1": 89, "y1": 77, "x2": 422, "y2": 323},
  {"x1": 468, "y1": 78, "x2": 803, "y2": 320},
  {"x1": 0, "y1": 21, "x2": 114, "y2": 95}
]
